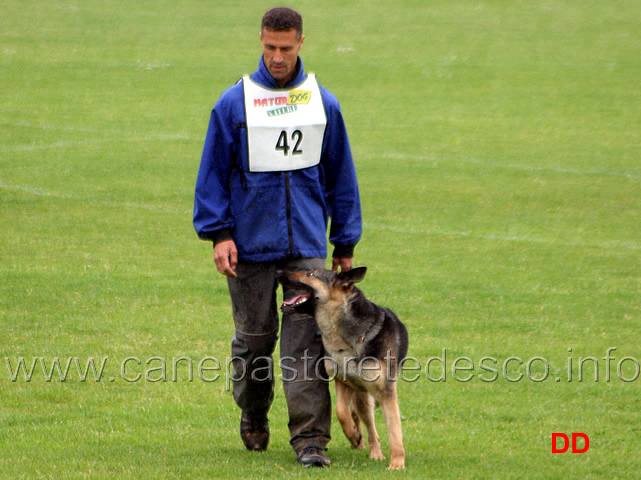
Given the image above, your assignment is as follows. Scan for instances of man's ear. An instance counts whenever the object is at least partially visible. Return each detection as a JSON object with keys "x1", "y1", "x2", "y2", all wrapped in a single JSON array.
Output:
[{"x1": 337, "y1": 266, "x2": 367, "y2": 288}]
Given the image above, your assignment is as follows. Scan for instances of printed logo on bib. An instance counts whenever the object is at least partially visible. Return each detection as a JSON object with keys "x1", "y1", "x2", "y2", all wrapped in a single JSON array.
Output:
[
  {"x1": 253, "y1": 97, "x2": 288, "y2": 108},
  {"x1": 253, "y1": 90, "x2": 312, "y2": 117},
  {"x1": 288, "y1": 90, "x2": 311, "y2": 105},
  {"x1": 252, "y1": 90, "x2": 312, "y2": 108},
  {"x1": 267, "y1": 105, "x2": 297, "y2": 118}
]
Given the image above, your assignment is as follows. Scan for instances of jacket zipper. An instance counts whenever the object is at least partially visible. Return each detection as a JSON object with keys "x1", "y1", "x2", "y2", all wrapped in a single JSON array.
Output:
[{"x1": 284, "y1": 172, "x2": 295, "y2": 256}]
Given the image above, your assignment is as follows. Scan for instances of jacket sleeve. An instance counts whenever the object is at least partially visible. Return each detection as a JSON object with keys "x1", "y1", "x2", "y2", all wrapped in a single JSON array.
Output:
[
  {"x1": 193, "y1": 97, "x2": 237, "y2": 243},
  {"x1": 320, "y1": 91, "x2": 363, "y2": 256}
]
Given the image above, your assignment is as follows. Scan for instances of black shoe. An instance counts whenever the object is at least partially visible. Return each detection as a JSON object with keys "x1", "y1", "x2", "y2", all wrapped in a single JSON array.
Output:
[
  {"x1": 240, "y1": 413, "x2": 269, "y2": 451},
  {"x1": 296, "y1": 446, "x2": 331, "y2": 467}
]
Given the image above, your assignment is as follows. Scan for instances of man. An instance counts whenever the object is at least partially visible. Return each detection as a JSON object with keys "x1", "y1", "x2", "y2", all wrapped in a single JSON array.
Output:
[{"x1": 193, "y1": 7, "x2": 362, "y2": 468}]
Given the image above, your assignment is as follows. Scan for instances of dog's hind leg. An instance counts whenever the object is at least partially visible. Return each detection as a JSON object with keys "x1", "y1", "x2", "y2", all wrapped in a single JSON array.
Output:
[
  {"x1": 335, "y1": 380, "x2": 364, "y2": 448},
  {"x1": 380, "y1": 382, "x2": 405, "y2": 469},
  {"x1": 353, "y1": 391, "x2": 384, "y2": 460}
]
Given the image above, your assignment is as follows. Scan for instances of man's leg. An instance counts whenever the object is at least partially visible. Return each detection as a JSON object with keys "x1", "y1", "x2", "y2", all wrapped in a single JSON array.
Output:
[
  {"x1": 279, "y1": 257, "x2": 332, "y2": 461},
  {"x1": 227, "y1": 261, "x2": 279, "y2": 450}
]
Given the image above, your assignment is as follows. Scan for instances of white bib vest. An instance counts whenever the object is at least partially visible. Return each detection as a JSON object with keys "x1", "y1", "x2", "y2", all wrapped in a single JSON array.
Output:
[{"x1": 243, "y1": 74, "x2": 327, "y2": 172}]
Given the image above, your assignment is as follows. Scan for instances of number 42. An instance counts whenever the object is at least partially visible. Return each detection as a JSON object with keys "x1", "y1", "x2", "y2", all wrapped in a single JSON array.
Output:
[{"x1": 275, "y1": 130, "x2": 303, "y2": 156}]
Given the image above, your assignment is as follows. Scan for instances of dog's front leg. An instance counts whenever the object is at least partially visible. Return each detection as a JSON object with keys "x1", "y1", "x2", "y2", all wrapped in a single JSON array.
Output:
[
  {"x1": 335, "y1": 379, "x2": 363, "y2": 448},
  {"x1": 380, "y1": 382, "x2": 405, "y2": 470},
  {"x1": 353, "y1": 391, "x2": 384, "y2": 460}
]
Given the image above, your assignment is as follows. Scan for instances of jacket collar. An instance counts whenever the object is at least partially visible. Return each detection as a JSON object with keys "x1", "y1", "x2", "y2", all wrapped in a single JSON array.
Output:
[{"x1": 251, "y1": 55, "x2": 307, "y2": 89}]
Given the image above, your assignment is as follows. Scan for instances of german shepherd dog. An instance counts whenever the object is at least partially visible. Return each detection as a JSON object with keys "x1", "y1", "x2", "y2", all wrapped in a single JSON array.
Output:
[{"x1": 278, "y1": 267, "x2": 408, "y2": 470}]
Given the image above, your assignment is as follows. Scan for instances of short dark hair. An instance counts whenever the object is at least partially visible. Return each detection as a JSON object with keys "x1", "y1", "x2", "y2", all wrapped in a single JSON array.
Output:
[{"x1": 261, "y1": 7, "x2": 303, "y2": 38}]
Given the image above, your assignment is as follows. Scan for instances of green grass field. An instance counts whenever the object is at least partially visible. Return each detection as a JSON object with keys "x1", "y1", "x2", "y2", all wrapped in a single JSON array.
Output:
[{"x1": 2, "y1": 1, "x2": 640, "y2": 478}]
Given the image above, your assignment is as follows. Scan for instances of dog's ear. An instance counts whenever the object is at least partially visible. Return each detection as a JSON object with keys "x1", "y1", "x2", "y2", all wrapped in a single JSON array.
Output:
[{"x1": 337, "y1": 266, "x2": 367, "y2": 288}]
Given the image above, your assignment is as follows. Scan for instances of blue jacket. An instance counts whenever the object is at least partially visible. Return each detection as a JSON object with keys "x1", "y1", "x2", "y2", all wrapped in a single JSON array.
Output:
[{"x1": 193, "y1": 56, "x2": 362, "y2": 262}]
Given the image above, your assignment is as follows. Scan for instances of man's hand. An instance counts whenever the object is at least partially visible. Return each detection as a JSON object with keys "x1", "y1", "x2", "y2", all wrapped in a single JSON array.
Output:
[
  {"x1": 213, "y1": 239, "x2": 238, "y2": 278},
  {"x1": 332, "y1": 257, "x2": 353, "y2": 272}
]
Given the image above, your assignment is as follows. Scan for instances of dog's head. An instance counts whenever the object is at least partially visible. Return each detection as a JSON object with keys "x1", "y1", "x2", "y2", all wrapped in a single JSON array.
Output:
[{"x1": 278, "y1": 267, "x2": 367, "y2": 313}]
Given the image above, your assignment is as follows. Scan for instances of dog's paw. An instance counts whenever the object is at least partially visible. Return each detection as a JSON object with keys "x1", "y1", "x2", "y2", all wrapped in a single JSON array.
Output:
[
  {"x1": 369, "y1": 449, "x2": 385, "y2": 461},
  {"x1": 350, "y1": 431, "x2": 364, "y2": 449},
  {"x1": 387, "y1": 456, "x2": 405, "y2": 470}
]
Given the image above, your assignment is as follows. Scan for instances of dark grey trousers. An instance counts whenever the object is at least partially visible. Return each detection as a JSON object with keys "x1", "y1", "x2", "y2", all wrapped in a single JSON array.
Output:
[{"x1": 227, "y1": 257, "x2": 331, "y2": 451}]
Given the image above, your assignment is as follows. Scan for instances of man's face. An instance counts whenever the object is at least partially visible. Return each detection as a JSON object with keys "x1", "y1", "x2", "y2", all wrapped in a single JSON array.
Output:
[{"x1": 260, "y1": 28, "x2": 305, "y2": 87}]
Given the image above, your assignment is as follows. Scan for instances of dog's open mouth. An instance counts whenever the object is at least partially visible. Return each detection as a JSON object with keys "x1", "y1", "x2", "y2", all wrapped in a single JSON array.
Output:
[{"x1": 280, "y1": 293, "x2": 311, "y2": 312}]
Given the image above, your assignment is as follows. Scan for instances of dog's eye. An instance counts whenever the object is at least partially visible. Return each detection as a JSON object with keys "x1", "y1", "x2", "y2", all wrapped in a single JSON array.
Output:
[{"x1": 306, "y1": 271, "x2": 315, "y2": 277}]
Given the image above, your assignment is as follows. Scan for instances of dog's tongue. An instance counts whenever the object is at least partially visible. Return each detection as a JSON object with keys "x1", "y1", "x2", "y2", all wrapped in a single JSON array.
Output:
[{"x1": 281, "y1": 294, "x2": 309, "y2": 309}]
